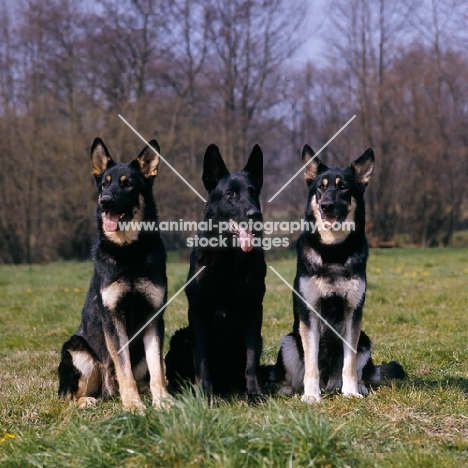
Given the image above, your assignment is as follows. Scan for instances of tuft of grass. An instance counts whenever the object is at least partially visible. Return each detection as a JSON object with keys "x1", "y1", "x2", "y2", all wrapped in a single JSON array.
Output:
[{"x1": 1, "y1": 248, "x2": 468, "y2": 466}]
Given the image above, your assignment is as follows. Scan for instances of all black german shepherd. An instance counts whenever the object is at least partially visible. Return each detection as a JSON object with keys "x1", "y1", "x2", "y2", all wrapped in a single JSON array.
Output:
[
  {"x1": 58, "y1": 138, "x2": 170, "y2": 411},
  {"x1": 274, "y1": 145, "x2": 405, "y2": 403},
  {"x1": 165, "y1": 144, "x2": 266, "y2": 405}
]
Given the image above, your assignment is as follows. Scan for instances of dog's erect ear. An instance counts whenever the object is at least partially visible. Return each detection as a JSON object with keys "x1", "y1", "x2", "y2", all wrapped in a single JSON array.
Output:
[
  {"x1": 202, "y1": 144, "x2": 230, "y2": 191},
  {"x1": 302, "y1": 144, "x2": 327, "y2": 183},
  {"x1": 90, "y1": 138, "x2": 115, "y2": 181},
  {"x1": 352, "y1": 148, "x2": 375, "y2": 188},
  {"x1": 242, "y1": 144, "x2": 263, "y2": 191},
  {"x1": 133, "y1": 139, "x2": 161, "y2": 179}
]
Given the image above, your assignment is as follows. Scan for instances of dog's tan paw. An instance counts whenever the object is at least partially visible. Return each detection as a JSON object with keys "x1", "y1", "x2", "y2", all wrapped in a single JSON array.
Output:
[
  {"x1": 122, "y1": 397, "x2": 146, "y2": 413},
  {"x1": 77, "y1": 397, "x2": 97, "y2": 408},
  {"x1": 342, "y1": 391, "x2": 364, "y2": 398},
  {"x1": 152, "y1": 394, "x2": 173, "y2": 410},
  {"x1": 301, "y1": 393, "x2": 321, "y2": 404}
]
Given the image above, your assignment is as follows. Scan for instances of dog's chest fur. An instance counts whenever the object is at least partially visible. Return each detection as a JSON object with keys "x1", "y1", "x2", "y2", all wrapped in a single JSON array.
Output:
[{"x1": 298, "y1": 246, "x2": 365, "y2": 312}]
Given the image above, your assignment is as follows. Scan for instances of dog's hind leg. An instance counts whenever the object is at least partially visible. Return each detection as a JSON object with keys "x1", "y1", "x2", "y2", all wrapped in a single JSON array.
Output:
[
  {"x1": 276, "y1": 333, "x2": 305, "y2": 396},
  {"x1": 58, "y1": 335, "x2": 101, "y2": 407}
]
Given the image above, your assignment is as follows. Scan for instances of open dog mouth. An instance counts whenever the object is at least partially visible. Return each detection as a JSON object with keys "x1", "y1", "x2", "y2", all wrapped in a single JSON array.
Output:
[
  {"x1": 229, "y1": 220, "x2": 254, "y2": 253},
  {"x1": 103, "y1": 211, "x2": 125, "y2": 232},
  {"x1": 321, "y1": 214, "x2": 337, "y2": 229}
]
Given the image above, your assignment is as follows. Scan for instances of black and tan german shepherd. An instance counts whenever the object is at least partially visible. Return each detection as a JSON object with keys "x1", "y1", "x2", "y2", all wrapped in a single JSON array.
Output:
[
  {"x1": 274, "y1": 145, "x2": 405, "y2": 403},
  {"x1": 58, "y1": 138, "x2": 170, "y2": 411},
  {"x1": 165, "y1": 144, "x2": 266, "y2": 405}
]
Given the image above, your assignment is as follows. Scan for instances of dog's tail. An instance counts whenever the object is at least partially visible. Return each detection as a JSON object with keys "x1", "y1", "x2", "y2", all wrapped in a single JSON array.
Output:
[{"x1": 361, "y1": 356, "x2": 406, "y2": 385}]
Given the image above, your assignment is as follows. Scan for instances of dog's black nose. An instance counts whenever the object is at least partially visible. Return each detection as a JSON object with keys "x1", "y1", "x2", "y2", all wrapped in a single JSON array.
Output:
[
  {"x1": 320, "y1": 203, "x2": 335, "y2": 214},
  {"x1": 100, "y1": 195, "x2": 115, "y2": 209},
  {"x1": 246, "y1": 209, "x2": 261, "y2": 219}
]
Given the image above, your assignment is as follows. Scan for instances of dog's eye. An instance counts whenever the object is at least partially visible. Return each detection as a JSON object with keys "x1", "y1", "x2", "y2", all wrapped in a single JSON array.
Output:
[
  {"x1": 122, "y1": 179, "x2": 132, "y2": 189},
  {"x1": 338, "y1": 182, "x2": 348, "y2": 190},
  {"x1": 102, "y1": 179, "x2": 110, "y2": 188},
  {"x1": 225, "y1": 190, "x2": 236, "y2": 198},
  {"x1": 318, "y1": 182, "x2": 326, "y2": 190}
]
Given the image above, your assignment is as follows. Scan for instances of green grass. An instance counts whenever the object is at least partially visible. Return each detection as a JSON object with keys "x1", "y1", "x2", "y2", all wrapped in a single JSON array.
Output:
[{"x1": 1, "y1": 249, "x2": 468, "y2": 466}]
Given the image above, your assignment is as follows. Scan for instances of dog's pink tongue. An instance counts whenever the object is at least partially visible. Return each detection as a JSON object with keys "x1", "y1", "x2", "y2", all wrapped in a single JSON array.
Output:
[
  {"x1": 104, "y1": 212, "x2": 121, "y2": 232},
  {"x1": 322, "y1": 215, "x2": 337, "y2": 229},
  {"x1": 239, "y1": 229, "x2": 254, "y2": 252}
]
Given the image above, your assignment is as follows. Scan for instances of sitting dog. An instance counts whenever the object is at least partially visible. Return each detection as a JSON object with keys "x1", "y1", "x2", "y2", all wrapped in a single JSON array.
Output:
[{"x1": 274, "y1": 145, "x2": 405, "y2": 402}]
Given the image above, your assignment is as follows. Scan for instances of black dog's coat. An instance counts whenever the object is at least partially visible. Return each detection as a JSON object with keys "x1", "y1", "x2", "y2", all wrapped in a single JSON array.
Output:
[
  {"x1": 58, "y1": 138, "x2": 170, "y2": 411},
  {"x1": 275, "y1": 145, "x2": 405, "y2": 402},
  {"x1": 165, "y1": 144, "x2": 266, "y2": 404}
]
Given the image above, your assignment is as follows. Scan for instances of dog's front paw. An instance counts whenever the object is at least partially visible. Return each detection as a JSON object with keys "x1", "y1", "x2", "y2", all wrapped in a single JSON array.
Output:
[
  {"x1": 77, "y1": 396, "x2": 97, "y2": 408},
  {"x1": 301, "y1": 393, "x2": 321, "y2": 404},
  {"x1": 152, "y1": 394, "x2": 173, "y2": 410},
  {"x1": 122, "y1": 396, "x2": 146, "y2": 413},
  {"x1": 341, "y1": 390, "x2": 363, "y2": 398},
  {"x1": 341, "y1": 380, "x2": 364, "y2": 398}
]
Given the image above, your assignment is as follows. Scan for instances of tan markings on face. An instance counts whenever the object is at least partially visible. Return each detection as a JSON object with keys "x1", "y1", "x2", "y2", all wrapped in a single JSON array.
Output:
[
  {"x1": 120, "y1": 175, "x2": 127, "y2": 183},
  {"x1": 103, "y1": 195, "x2": 145, "y2": 245},
  {"x1": 335, "y1": 177, "x2": 341, "y2": 186},
  {"x1": 106, "y1": 175, "x2": 111, "y2": 183},
  {"x1": 322, "y1": 178, "x2": 328, "y2": 188},
  {"x1": 311, "y1": 195, "x2": 356, "y2": 245}
]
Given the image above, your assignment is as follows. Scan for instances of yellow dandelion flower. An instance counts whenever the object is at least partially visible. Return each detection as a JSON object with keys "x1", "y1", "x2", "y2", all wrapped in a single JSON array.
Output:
[
  {"x1": 74, "y1": 288, "x2": 81, "y2": 293},
  {"x1": 64, "y1": 288, "x2": 70, "y2": 293},
  {"x1": 0, "y1": 433, "x2": 15, "y2": 443},
  {"x1": 27, "y1": 288, "x2": 32, "y2": 293},
  {"x1": 375, "y1": 268, "x2": 381, "y2": 274}
]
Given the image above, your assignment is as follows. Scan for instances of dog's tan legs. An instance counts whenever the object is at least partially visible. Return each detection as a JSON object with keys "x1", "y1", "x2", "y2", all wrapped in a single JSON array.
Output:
[
  {"x1": 143, "y1": 326, "x2": 171, "y2": 409},
  {"x1": 341, "y1": 314, "x2": 362, "y2": 397},
  {"x1": 299, "y1": 319, "x2": 321, "y2": 403},
  {"x1": 104, "y1": 327, "x2": 145, "y2": 412}
]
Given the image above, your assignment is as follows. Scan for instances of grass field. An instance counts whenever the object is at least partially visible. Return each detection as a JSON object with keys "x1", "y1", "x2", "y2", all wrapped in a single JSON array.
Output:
[{"x1": 1, "y1": 248, "x2": 468, "y2": 467}]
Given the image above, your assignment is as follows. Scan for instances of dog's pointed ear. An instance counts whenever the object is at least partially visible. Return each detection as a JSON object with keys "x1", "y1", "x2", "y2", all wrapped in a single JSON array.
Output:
[
  {"x1": 352, "y1": 148, "x2": 374, "y2": 188},
  {"x1": 302, "y1": 144, "x2": 327, "y2": 183},
  {"x1": 90, "y1": 138, "x2": 115, "y2": 182},
  {"x1": 202, "y1": 144, "x2": 230, "y2": 191},
  {"x1": 133, "y1": 139, "x2": 161, "y2": 179},
  {"x1": 242, "y1": 144, "x2": 263, "y2": 191}
]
